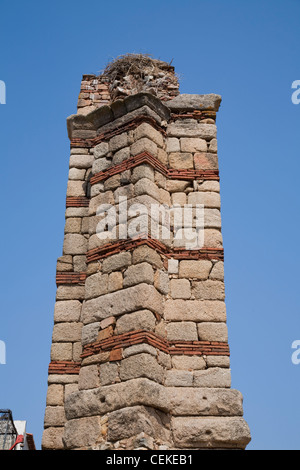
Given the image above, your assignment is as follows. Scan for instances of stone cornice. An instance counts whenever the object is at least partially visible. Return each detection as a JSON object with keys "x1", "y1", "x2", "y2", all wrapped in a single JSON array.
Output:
[{"x1": 67, "y1": 93, "x2": 171, "y2": 141}]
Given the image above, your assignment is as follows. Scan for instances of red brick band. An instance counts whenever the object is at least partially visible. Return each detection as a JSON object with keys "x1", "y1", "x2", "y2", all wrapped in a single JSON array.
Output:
[
  {"x1": 48, "y1": 361, "x2": 81, "y2": 375},
  {"x1": 90, "y1": 151, "x2": 219, "y2": 185},
  {"x1": 66, "y1": 196, "x2": 89, "y2": 208},
  {"x1": 86, "y1": 236, "x2": 224, "y2": 263},
  {"x1": 71, "y1": 116, "x2": 166, "y2": 149},
  {"x1": 56, "y1": 272, "x2": 87, "y2": 285},
  {"x1": 81, "y1": 329, "x2": 230, "y2": 361},
  {"x1": 170, "y1": 111, "x2": 217, "y2": 120}
]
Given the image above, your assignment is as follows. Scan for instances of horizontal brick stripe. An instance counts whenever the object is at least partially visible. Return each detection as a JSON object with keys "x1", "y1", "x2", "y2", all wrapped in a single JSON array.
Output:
[
  {"x1": 48, "y1": 361, "x2": 81, "y2": 375},
  {"x1": 90, "y1": 151, "x2": 219, "y2": 185},
  {"x1": 71, "y1": 115, "x2": 166, "y2": 149},
  {"x1": 170, "y1": 110, "x2": 216, "y2": 120},
  {"x1": 56, "y1": 272, "x2": 87, "y2": 285},
  {"x1": 66, "y1": 196, "x2": 89, "y2": 208},
  {"x1": 81, "y1": 330, "x2": 230, "y2": 360},
  {"x1": 86, "y1": 236, "x2": 224, "y2": 263}
]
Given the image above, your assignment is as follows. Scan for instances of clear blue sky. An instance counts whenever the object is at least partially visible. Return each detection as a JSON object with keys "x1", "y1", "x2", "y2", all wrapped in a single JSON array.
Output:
[{"x1": 0, "y1": 0, "x2": 299, "y2": 450}]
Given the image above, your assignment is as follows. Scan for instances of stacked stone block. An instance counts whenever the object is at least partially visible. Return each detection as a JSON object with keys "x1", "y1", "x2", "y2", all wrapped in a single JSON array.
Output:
[{"x1": 42, "y1": 61, "x2": 250, "y2": 450}]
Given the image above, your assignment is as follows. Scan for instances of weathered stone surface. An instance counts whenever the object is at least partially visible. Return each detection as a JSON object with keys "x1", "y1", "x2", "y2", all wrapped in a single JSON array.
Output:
[
  {"x1": 131, "y1": 164, "x2": 154, "y2": 183},
  {"x1": 63, "y1": 234, "x2": 87, "y2": 255},
  {"x1": 46, "y1": 384, "x2": 64, "y2": 406},
  {"x1": 44, "y1": 406, "x2": 66, "y2": 427},
  {"x1": 56, "y1": 255, "x2": 73, "y2": 272},
  {"x1": 83, "y1": 283, "x2": 163, "y2": 324},
  {"x1": 171, "y1": 356, "x2": 206, "y2": 371},
  {"x1": 69, "y1": 154, "x2": 93, "y2": 169},
  {"x1": 210, "y1": 261, "x2": 224, "y2": 280},
  {"x1": 194, "y1": 152, "x2": 218, "y2": 170},
  {"x1": 166, "y1": 322, "x2": 198, "y2": 341},
  {"x1": 204, "y1": 229, "x2": 223, "y2": 248},
  {"x1": 154, "y1": 270, "x2": 169, "y2": 295},
  {"x1": 81, "y1": 322, "x2": 100, "y2": 346},
  {"x1": 165, "y1": 370, "x2": 193, "y2": 387},
  {"x1": 104, "y1": 174, "x2": 121, "y2": 191},
  {"x1": 180, "y1": 138, "x2": 207, "y2": 153},
  {"x1": 170, "y1": 279, "x2": 191, "y2": 299},
  {"x1": 193, "y1": 367, "x2": 231, "y2": 388},
  {"x1": 172, "y1": 416, "x2": 251, "y2": 449},
  {"x1": 92, "y1": 157, "x2": 112, "y2": 174},
  {"x1": 179, "y1": 260, "x2": 212, "y2": 279},
  {"x1": 123, "y1": 343, "x2": 157, "y2": 358},
  {"x1": 51, "y1": 342, "x2": 73, "y2": 361},
  {"x1": 52, "y1": 322, "x2": 82, "y2": 343},
  {"x1": 197, "y1": 322, "x2": 228, "y2": 342},
  {"x1": 164, "y1": 300, "x2": 226, "y2": 322},
  {"x1": 66, "y1": 180, "x2": 86, "y2": 197},
  {"x1": 134, "y1": 177, "x2": 160, "y2": 200},
  {"x1": 113, "y1": 146, "x2": 130, "y2": 165},
  {"x1": 42, "y1": 427, "x2": 64, "y2": 450},
  {"x1": 192, "y1": 280, "x2": 225, "y2": 300},
  {"x1": 64, "y1": 217, "x2": 82, "y2": 234},
  {"x1": 168, "y1": 152, "x2": 194, "y2": 169},
  {"x1": 64, "y1": 378, "x2": 169, "y2": 420},
  {"x1": 65, "y1": 207, "x2": 88, "y2": 218},
  {"x1": 54, "y1": 300, "x2": 82, "y2": 323},
  {"x1": 204, "y1": 209, "x2": 222, "y2": 229},
  {"x1": 89, "y1": 191, "x2": 114, "y2": 216},
  {"x1": 79, "y1": 365, "x2": 100, "y2": 390},
  {"x1": 123, "y1": 262, "x2": 154, "y2": 287},
  {"x1": 187, "y1": 191, "x2": 220, "y2": 209},
  {"x1": 93, "y1": 142, "x2": 109, "y2": 158},
  {"x1": 107, "y1": 406, "x2": 170, "y2": 442},
  {"x1": 166, "y1": 179, "x2": 191, "y2": 193},
  {"x1": 63, "y1": 416, "x2": 102, "y2": 449},
  {"x1": 167, "y1": 258, "x2": 179, "y2": 274},
  {"x1": 55, "y1": 285, "x2": 85, "y2": 301},
  {"x1": 167, "y1": 388, "x2": 244, "y2": 416},
  {"x1": 171, "y1": 192, "x2": 186, "y2": 206},
  {"x1": 131, "y1": 138, "x2": 158, "y2": 157},
  {"x1": 108, "y1": 271, "x2": 123, "y2": 292},
  {"x1": 85, "y1": 272, "x2": 108, "y2": 300},
  {"x1": 167, "y1": 121, "x2": 217, "y2": 139},
  {"x1": 134, "y1": 122, "x2": 164, "y2": 147},
  {"x1": 116, "y1": 310, "x2": 156, "y2": 334},
  {"x1": 102, "y1": 252, "x2": 132, "y2": 273},
  {"x1": 68, "y1": 168, "x2": 86, "y2": 180},
  {"x1": 206, "y1": 355, "x2": 230, "y2": 369},
  {"x1": 132, "y1": 245, "x2": 163, "y2": 268},
  {"x1": 166, "y1": 137, "x2": 180, "y2": 153},
  {"x1": 120, "y1": 353, "x2": 164, "y2": 383},
  {"x1": 73, "y1": 254, "x2": 87, "y2": 272},
  {"x1": 100, "y1": 362, "x2": 119, "y2": 386},
  {"x1": 165, "y1": 94, "x2": 222, "y2": 112}
]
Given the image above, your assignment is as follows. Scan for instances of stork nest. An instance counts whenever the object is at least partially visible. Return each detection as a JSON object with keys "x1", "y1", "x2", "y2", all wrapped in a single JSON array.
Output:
[{"x1": 101, "y1": 53, "x2": 175, "y2": 81}]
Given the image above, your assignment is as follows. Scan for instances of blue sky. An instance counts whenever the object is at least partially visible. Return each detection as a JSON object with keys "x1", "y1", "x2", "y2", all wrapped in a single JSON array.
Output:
[{"x1": 0, "y1": 0, "x2": 299, "y2": 450}]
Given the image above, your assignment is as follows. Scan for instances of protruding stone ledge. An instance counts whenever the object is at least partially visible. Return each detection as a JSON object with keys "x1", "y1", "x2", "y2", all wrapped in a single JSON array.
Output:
[
  {"x1": 165, "y1": 94, "x2": 222, "y2": 112},
  {"x1": 67, "y1": 93, "x2": 171, "y2": 141},
  {"x1": 171, "y1": 416, "x2": 251, "y2": 449}
]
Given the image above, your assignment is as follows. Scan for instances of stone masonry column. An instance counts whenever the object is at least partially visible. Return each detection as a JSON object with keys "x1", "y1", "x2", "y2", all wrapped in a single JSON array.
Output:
[{"x1": 42, "y1": 56, "x2": 251, "y2": 450}]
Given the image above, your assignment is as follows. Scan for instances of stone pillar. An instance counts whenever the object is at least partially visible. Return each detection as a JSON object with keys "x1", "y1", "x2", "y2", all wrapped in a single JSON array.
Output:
[{"x1": 42, "y1": 56, "x2": 251, "y2": 450}]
